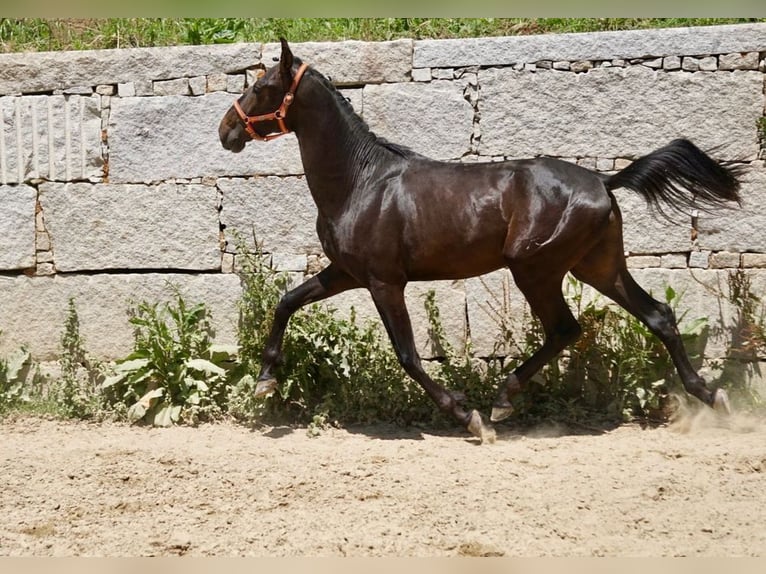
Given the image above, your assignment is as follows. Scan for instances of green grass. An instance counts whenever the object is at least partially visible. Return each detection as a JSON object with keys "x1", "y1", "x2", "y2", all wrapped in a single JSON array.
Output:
[{"x1": 1, "y1": 18, "x2": 763, "y2": 52}]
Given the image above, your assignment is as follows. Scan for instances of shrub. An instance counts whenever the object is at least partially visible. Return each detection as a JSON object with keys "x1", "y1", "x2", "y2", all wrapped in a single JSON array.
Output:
[
  {"x1": 494, "y1": 278, "x2": 707, "y2": 422},
  {"x1": 102, "y1": 290, "x2": 236, "y2": 426},
  {"x1": 233, "y1": 240, "x2": 436, "y2": 426},
  {"x1": 0, "y1": 337, "x2": 33, "y2": 413},
  {"x1": 55, "y1": 298, "x2": 106, "y2": 419},
  {"x1": 234, "y1": 241, "x2": 713, "y2": 427}
]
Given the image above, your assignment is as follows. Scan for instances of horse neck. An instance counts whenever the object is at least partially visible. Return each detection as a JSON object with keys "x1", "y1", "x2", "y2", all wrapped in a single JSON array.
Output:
[{"x1": 293, "y1": 77, "x2": 381, "y2": 219}]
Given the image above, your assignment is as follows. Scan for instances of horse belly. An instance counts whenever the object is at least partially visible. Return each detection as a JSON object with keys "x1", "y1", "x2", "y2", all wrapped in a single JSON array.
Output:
[{"x1": 404, "y1": 225, "x2": 508, "y2": 281}]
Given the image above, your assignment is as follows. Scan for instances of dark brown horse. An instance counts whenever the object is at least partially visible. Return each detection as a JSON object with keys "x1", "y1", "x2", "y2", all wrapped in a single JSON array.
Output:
[{"x1": 219, "y1": 39, "x2": 741, "y2": 441}]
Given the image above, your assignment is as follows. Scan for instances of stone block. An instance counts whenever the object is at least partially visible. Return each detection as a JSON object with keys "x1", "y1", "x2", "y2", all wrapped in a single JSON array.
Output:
[
  {"x1": 413, "y1": 24, "x2": 766, "y2": 68},
  {"x1": 626, "y1": 255, "x2": 661, "y2": 268},
  {"x1": 108, "y1": 93, "x2": 303, "y2": 182},
  {"x1": 612, "y1": 188, "x2": 691, "y2": 254},
  {"x1": 0, "y1": 184, "x2": 36, "y2": 270},
  {"x1": 206, "y1": 73, "x2": 228, "y2": 92},
  {"x1": 661, "y1": 253, "x2": 688, "y2": 269},
  {"x1": 218, "y1": 176, "x2": 322, "y2": 256},
  {"x1": 478, "y1": 66, "x2": 762, "y2": 161},
  {"x1": 411, "y1": 68, "x2": 431, "y2": 82},
  {"x1": 226, "y1": 74, "x2": 245, "y2": 93},
  {"x1": 0, "y1": 273, "x2": 242, "y2": 360},
  {"x1": 153, "y1": 78, "x2": 190, "y2": 96},
  {"x1": 36, "y1": 231, "x2": 51, "y2": 252},
  {"x1": 117, "y1": 82, "x2": 135, "y2": 97},
  {"x1": 0, "y1": 95, "x2": 103, "y2": 184},
  {"x1": 709, "y1": 251, "x2": 741, "y2": 269},
  {"x1": 0, "y1": 43, "x2": 261, "y2": 95},
  {"x1": 596, "y1": 158, "x2": 614, "y2": 171},
  {"x1": 663, "y1": 55, "x2": 681, "y2": 70},
  {"x1": 363, "y1": 80, "x2": 473, "y2": 160},
  {"x1": 38, "y1": 182, "x2": 221, "y2": 272},
  {"x1": 262, "y1": 39, "x2": 412, "y2": 86},
  {"x1": 719, "y1": 52, "x2": 760, "y2": 70},
  {"x1": 570, "y1": 60, "x2": 594, "y2": 73},
  {"x1": 742, "y1": 254, "x2": 766, "y2": 268},
  {"x1": 697, "y1": 163, "x2": 766, "y2": 253},
  {"x1": 189, "y1": 76, "x2": 206, "y2": 96},
  {"x1": 689, "y1": 250, "x2": 711, "y2": 268},
  {"x1": 698, "y1": 56, "x2": 718, "y2": 71},
  {"x1": 271, "y1": 253, "x2": 308, "y2": 272}
]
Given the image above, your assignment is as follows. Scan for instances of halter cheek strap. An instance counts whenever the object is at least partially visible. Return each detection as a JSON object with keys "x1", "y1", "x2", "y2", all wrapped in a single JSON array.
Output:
[{"x1": 233, "y1": 62, "x2": 309, "y2": 142}]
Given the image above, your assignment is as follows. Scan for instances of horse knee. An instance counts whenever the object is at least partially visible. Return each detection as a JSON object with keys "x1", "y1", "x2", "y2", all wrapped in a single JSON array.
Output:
[{"x1": 548, "y1": 318, "x2": 582, "y2": 349}]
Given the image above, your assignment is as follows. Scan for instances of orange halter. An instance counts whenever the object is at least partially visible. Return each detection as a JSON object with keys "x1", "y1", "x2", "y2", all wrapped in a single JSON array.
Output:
[{"x1": 233, "y1": 62, "x2": 309, "y2": 141}]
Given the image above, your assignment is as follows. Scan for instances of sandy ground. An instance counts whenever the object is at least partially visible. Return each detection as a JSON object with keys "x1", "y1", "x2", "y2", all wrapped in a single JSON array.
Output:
[{"x1": 1, "y1": 404, "x2": 766, "y2": 557}]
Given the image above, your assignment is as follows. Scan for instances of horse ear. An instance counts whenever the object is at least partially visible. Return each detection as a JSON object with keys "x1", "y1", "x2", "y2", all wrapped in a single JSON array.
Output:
[{"x1": 279, "y1": 37, "x2": 294, "y2": 88}]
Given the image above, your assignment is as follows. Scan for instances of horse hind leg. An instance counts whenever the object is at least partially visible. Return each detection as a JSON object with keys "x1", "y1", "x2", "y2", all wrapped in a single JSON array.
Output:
[
  {"x1": 492, "y1": 185, "x2": 611, "y2": 421},
  {"x1": 571, "y1": 230, "x2": 730, "y2": 414},
  {"x1": 492, "y1": 267, "x2": 583, "y2": 422}
]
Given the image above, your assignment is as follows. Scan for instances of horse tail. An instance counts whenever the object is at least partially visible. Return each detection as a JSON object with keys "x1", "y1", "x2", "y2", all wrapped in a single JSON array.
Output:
[{"x1": 603, "y1": 138, "x2": 743, "y2": 217}]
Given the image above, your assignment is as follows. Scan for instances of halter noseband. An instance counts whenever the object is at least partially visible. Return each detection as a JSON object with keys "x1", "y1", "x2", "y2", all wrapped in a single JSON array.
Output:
[{"x1": 233, "y1": 62, "x2": 309, "y2": 142}]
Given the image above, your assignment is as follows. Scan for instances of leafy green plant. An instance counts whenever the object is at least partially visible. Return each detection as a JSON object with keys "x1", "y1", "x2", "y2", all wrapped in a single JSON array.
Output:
[
  {"x1": 234, "y1": 238, "x2": 712, "y2": 428},
  {"x1": 56, "y1": 298, "x2": 105, "y2": 419},
  {"x1": 233, "y1": 240, "x2": 435, "y2": 426},
  {"x1": 484, "y1": 276, "x2": 707, "y2": 423},
  {"x1": 0, "y1": 335, "x2": 33, "y2": 413},
  {"x1": 102, "y1": 291, "x2": 236, "y2": 426},
  {"x1": 181, "y1": 18, "x2": 245, "y2": 44},
  {"x1": 709, "y1": 269, "x2": 766, "y2": 409},
  {"x1": 727, "y1": 269, "x2": 766, "y2": 359}
]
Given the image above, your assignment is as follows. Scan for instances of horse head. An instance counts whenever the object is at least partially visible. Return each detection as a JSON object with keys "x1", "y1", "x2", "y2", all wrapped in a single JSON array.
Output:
[{"x1": 219, "y1": 38, "x2": 307, "y2": 153}]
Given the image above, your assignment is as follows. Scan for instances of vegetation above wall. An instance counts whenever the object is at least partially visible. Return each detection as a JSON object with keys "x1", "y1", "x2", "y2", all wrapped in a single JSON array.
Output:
[{"x1": 1, "y1": 18, "x2": 764, "y2": 52}]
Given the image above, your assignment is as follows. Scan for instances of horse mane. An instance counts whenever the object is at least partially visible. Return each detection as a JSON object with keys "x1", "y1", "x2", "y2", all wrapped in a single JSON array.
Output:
[{"x1": 304, "y1": 64, "x2": 421, "y2": 160}]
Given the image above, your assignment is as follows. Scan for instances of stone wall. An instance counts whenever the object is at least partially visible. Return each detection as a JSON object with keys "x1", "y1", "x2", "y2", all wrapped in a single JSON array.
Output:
[{"x1": 0, "y1": 24, "x2": 764, "y2": 391}]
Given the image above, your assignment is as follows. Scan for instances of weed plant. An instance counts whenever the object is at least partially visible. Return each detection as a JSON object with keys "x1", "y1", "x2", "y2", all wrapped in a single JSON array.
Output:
[
  {"x1": 56, "y1": 299, "x2": 106, "y2": 419},
  {"x1": 101, "y1": 289, "x2": 236, "y2": 426}
]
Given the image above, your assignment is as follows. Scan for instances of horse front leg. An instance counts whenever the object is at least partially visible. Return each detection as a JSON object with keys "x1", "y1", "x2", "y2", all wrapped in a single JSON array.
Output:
[
  {"x1": 368, "y1": 280, "x2": 496, "y2": 443},
  {"x1": 254, "y1": 263, "x2": 360, "y2": 397}
]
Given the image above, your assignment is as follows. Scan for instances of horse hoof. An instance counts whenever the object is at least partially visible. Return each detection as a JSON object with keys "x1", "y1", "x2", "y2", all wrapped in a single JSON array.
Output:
[
  {"x1": 712, "y1": 388, "x2": 731, "y2": 415},
  {"x1": 466, "y1": 410, "x2": 496, "y2": 444},
  {"x1": 490, "y1": 405, "x2": 515, "y2": 422},
  {"x1": 254, "y1": 377, "x2": 278, "y2": 398}
]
